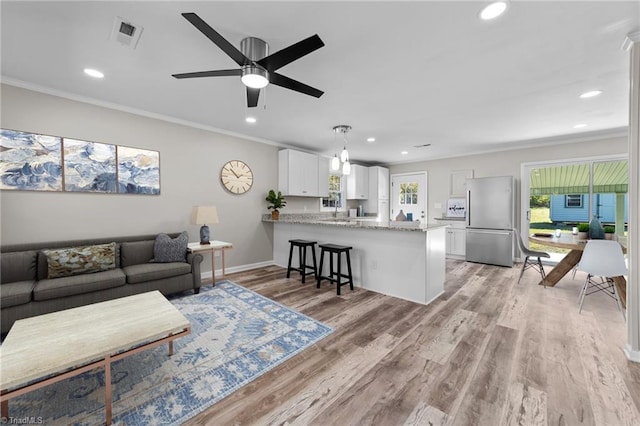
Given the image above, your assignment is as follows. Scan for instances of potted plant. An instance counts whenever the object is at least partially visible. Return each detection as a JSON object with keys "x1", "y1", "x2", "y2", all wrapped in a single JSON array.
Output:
[
  {"x1": 604, "y1": 225, "x2": 615, "y2": 240},
  {"x1": 265, "y1": 189, "x2": 286, "y2": 220},
  {"x1": 577, "y1": 222, "x2": 589, "y2": 239}
]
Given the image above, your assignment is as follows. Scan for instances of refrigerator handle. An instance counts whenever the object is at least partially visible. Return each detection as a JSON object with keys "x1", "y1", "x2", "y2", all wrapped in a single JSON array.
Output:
[{"x1": 466, "y1": 190, "x2": 471, "y2": 226}]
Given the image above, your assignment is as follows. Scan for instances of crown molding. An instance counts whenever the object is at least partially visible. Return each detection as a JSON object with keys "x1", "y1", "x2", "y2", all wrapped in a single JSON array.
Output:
[
  {"x1": 0, "y1": 77, "x2": 284, "y2": 148},
  {"x1": 622, "y1": 30, "x2": 640, "y2": 51}
]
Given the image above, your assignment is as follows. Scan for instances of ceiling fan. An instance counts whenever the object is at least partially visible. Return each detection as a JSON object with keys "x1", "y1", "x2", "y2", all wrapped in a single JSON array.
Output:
[{"x1": 172, "y1": 13, "x2": 325, "y2": 108}]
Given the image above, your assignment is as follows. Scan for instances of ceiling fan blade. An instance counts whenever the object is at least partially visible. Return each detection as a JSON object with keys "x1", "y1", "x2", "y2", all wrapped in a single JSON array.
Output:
[
  {"x1": 172, "y1": 69, "x2": 241, "y2": 79},
  {"x1": 269, "y1": 73, "x2": 324, "y2": 98},
  {"x1": 257, "y1": 34, "x2": 324, "y2": 72},
  {"x1": 247, "y1": 87, "x2": 260, "y2": 108},
  {"x1": 181, "y1": 12, "x2": 249, "y2": 67}
]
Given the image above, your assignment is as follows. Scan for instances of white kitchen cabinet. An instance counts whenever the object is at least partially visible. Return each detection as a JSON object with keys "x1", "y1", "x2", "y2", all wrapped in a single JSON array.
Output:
[
  {"x1": 438, "y1": 219, "x2": 466, "y2": 258},
  {"x1": 363, "y1": 166, "x2": 389, "y2": 215},
  {"x1": 347, "y1": 164, "x2": 369, "y2": 199},
  {"x1": 447, "y1": 228, "x2": 466, "y2": 257},
  {"x1": 317, "y1": 156, "x2": 330, "y2": 197},
  {"x1": 278, "y1": 149, "x2": 319, "y2": 196},
  {"x1": 369, "y1": 166, "x2": 389, "y2": 200}
]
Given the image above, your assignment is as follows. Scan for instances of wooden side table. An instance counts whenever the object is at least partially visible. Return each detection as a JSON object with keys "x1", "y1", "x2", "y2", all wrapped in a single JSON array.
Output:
[{"x1": 188, "y1": 240, "x2": 233, "y2": 286}]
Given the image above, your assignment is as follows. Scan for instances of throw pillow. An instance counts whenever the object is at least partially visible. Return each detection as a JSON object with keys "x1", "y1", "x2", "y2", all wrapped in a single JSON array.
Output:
[
  {"x1": 43, "y1": 242, "x2": 116, "y2": 279},
  {"x1": 152, "y1": 231, "x2": 188, "y2": 263}
]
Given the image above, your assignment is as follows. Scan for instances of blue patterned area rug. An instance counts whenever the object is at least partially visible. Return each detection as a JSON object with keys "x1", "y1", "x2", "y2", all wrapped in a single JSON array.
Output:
[{"x1": 9, "y1": 281, "x2": 334, "y2": 425}]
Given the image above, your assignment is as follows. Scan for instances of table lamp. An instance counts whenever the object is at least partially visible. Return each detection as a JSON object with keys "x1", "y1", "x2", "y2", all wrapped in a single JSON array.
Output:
[{"x1": 192, "y1": 206, "x2": 219, "y2": 245}]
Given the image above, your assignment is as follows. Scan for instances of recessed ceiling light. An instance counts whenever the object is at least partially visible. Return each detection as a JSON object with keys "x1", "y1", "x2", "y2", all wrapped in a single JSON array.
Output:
[
  {"x1": 579, "y1": 90, "x2": 603, "y2": 99},
  {"x1": 480, "y1": 2, "x2": 508, "y2": 20},
  {"x1": 401, "y1": 151, "x2": 408, "y2": 155},
  {"x1": 367, "y1": 137, "x2": 375, "y2": 142},
  {"x1": 83, "y1": 68, "x2": 104, "y2": 79},
  {"x1": 245, "y1": 116, "x2": 257, "y2": 124},
  {"x1": 573, "y1": 123, "x2": 588, "y2": 129}
]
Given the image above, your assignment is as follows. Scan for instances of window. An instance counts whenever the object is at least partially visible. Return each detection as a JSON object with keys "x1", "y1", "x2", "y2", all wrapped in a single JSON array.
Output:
[
  {"x1": 565, "y1": 194, "x2": 583, "y2": 208},
  {"x1": 321, "y1": 174, "x2": 344, "y2": 210},
  {"x1": 399, "y1": 182, "x2": 418, "y2": 205}
]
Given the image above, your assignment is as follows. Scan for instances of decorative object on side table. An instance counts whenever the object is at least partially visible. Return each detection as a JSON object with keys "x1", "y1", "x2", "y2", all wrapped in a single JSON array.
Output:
[
  {"x1": 577, "y1": 222, "x2": 589, "y2": 239},
  {"x1": 192, "y1": 206, "x2": 219, "y2": 245},
  {"x1": 265, "y1": 189, "x2": 286, "y2": 220}
]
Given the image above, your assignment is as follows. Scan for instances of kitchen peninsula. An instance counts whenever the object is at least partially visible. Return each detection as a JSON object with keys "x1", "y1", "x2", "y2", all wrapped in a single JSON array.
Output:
[{"x1": 263, "y1": 215, "x2": 447, "y2": 305}]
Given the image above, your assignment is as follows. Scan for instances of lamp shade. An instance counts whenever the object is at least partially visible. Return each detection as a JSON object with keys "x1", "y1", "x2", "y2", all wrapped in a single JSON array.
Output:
[{"x1": 192, "y1": 206, "x2": 219, "y2": 225}]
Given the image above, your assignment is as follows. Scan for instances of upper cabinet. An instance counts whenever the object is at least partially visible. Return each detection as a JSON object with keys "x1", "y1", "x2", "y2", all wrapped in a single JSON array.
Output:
[
  {"x1": 347, "y1": 164, "x2": 370, "y2": 199},
  {"x1": 317, "y1": 156, "x2": 330, "y2": 197},
  {"x1": 278, "y1": 149, "x2": 319, "y2": 196},
  {"x1": 368, "y1": 166, "x2": 389, "y2": 200}
]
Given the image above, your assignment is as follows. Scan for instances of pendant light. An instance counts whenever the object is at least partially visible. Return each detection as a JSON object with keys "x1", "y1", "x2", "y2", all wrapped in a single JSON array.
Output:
[
  {"x1": 331, "y1": 154, "x2": 340, "y2": 171},
  {"x1": 342, "y1": 160, "x2": 351, "y2": 175},
  {"x1": 332, "y1": 125, "x2": 352, "y2": 175},
  {"x1": 340, "y1": 146, "x2": 349, "y2": 163}
]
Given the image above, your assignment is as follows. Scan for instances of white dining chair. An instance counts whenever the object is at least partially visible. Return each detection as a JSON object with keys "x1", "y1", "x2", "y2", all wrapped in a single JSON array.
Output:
[
  {"x1": 514, "y1": 229, "x2": 550, "y2": 287},
  {"x1": 577, "y1": 240, "x2": 627, "y2": 319}
]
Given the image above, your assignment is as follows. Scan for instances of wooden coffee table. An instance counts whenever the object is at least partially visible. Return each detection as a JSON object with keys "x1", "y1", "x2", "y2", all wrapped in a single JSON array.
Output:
[{"x1": 0, "y1": 291, "x2": 190, "y2": 425}]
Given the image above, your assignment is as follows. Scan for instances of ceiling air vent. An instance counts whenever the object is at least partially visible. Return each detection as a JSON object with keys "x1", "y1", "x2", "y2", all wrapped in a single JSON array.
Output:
[
  {"x1": 413, "y1": 143, "x2": 432, "y2": 148},
  {"x1": 110, "y1": 17, "x2": 143, "y2": 49}
]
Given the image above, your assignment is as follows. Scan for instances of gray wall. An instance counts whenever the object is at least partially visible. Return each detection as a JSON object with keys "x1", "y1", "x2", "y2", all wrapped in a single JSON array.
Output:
[
  {"x1": 389, "y1": 136, "x2": 628, "y2": 225},
  {"x1": 0, "y1": 84, "x2": 278, "y2": 272}
]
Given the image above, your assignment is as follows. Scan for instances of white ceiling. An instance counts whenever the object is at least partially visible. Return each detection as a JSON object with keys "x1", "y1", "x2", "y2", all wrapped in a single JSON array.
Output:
[{"x1": 1, "y1": 1, "x2": 638, "y2": 165}]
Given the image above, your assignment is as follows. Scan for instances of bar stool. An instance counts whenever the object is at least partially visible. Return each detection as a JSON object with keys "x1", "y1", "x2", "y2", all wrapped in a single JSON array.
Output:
[
  {"x1": 286, "y1": 239, "x2": 318, "y2": 283},
  {"x1": 317, "y1": 243, "x2": 354, "y2": 295}
]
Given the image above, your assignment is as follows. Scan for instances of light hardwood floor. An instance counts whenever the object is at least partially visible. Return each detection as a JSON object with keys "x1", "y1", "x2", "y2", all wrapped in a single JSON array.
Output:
[{"x1": 183, "y1": 260, "x2": 640, "y2": 425}]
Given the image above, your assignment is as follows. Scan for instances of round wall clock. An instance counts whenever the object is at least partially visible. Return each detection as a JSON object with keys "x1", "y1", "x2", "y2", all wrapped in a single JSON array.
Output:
[{"x1": 220, "y1": 160, "x2": 254, "y2": 194}]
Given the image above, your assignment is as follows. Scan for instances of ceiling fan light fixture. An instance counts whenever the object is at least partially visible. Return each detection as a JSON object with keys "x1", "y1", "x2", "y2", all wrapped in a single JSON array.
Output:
[{"x1": 241, "y1": 66, "x2": 269, "y2": 89}]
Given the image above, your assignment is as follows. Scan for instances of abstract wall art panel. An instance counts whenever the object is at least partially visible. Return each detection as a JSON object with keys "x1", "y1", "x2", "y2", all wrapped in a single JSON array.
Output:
[
  {"x1": 117, "y1": 146, "x2": 160, "y2": 195},
  {"x1": 63, "y1": 139, "x2": 117, "y2": 193},
  {"x1": 0, "y1": 129, "x2": 63, "y2": 191}
]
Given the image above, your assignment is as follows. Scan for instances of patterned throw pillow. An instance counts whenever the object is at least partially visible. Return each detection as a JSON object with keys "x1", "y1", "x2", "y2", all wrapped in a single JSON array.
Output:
[
  {"x1": 43, "y1": 242, "x2": 116, "y2": 279},
  {"x1": 152, "y1": 231, "x2": 188, "y2": 263}
]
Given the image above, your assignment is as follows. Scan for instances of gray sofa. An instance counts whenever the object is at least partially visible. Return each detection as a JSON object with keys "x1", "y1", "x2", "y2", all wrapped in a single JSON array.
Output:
[{"x1": 1, "y1": 233, "x2": 203, "y2": 334}]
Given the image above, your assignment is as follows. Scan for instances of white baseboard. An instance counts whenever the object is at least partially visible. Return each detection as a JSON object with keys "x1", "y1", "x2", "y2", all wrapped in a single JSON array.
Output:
[
  {"x1": 201, "y1": 260, "x2": 275, "y2": 280},
  {"x1": 624, "y1": 344, "x2": 640, "y2": 363}
]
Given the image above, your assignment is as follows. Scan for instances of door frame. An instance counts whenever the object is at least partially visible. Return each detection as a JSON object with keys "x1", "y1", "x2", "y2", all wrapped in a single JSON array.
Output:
[
  {"x1": 520, "y1": 154, "x2": 627, "y2": 255},
  {"x1": 390, "y1": 171, "x2": 428, "y2": 222}
]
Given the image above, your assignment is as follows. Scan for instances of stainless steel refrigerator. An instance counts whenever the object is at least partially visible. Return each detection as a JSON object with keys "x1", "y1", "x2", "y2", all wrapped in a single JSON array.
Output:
[{"x1": 465, "y1": 176, "x2": 515, "y2": 267}]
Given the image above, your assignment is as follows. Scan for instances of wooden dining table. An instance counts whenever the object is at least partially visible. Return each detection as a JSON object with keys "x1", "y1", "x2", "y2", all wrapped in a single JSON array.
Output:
[{"x1": 529, "y1": 233, "x2": 628, "y2": 308}]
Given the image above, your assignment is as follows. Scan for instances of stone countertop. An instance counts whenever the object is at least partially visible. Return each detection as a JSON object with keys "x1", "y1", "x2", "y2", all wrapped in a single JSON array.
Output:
[{"x1": 262, "y1": 214, "x2": 447, "y2": 232}]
